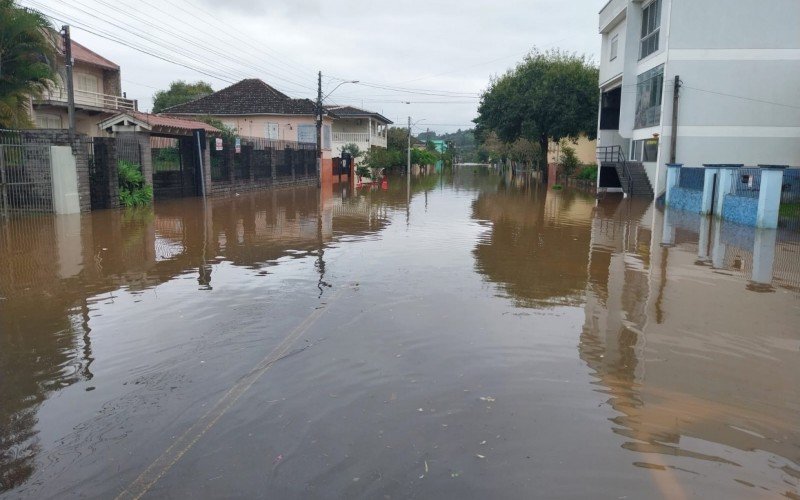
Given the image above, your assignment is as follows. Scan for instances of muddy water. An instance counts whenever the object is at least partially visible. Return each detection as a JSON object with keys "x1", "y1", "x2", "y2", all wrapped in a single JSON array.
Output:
[{"x1": 1, "y1": 170, "x2": 798, "y2": 499}]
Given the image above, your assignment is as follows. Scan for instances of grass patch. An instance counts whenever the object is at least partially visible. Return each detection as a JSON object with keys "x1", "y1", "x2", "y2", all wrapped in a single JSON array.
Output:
[
  {"x1": 779, "y1": 202, "x2": 800, "y2": 218},
  {"x1": 551, "y1": 184, "x2": 563, "y2": 190}
]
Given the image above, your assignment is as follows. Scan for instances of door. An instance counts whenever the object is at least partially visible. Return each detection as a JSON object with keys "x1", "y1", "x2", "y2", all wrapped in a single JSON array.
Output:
[{"x1": 266, "y1": 123, "x2": 279, "y2": 140}]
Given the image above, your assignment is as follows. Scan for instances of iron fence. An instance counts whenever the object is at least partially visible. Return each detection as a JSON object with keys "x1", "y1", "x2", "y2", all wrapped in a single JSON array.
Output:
[
  {"x1": 209, "y1": 136, "x2": 315, "y2": 183},
  {"x1": 731, "y1": 168, "x2": 761, "y2": 198},
  {"x1": 0, "y1": 129, "x2": 54, "y2": 215},
  {"x1": 678, "y1": 167, "x2": 704, "y2": 190}
]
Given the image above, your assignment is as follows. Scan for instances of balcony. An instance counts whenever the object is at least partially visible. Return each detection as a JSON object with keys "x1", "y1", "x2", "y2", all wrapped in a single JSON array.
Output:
[
  {"x1": 332, "y1": 131, "x2": 387, "y2": 149},
  {"x1": 38, "y1": 86, "x2": 137, "y2": 112},
  {"x1": 599, "y1": 0, "x2": 627, "y2": 33}
]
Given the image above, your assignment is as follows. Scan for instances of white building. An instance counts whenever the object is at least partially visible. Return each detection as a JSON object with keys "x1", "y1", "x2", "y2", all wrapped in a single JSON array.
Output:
[
  {"x1": 325, "y1": 106, "x2": 392, "y2": 158},
  {"x1": 597, "y1": 0, "x2": 800, "y2": 198}
]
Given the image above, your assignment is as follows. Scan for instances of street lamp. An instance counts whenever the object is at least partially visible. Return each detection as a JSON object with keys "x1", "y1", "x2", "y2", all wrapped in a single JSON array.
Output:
[{"x1": 316, "y1": 74, "x2": 359, "y2": 187}]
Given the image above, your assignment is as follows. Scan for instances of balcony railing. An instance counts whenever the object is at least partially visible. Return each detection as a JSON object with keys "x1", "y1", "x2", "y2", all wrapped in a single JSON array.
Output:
[
  {"x1": 331, "y1": 132, "x2": 388, "y2": 148},
  {"x1": 39, "y1": 87, "x2": 137, "y2": 112}
]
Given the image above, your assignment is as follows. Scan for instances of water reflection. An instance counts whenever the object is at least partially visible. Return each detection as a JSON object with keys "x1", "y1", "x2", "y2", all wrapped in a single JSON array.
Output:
[
  {"x1": 581, "y1": 199, "x2": 800, "y2": 496},
  {"x1": 472, "y1": 175, "x2": 596, "y2": 307},
  {"x1": 0, "y1": 184, "x2": 395, "y2": 492}
]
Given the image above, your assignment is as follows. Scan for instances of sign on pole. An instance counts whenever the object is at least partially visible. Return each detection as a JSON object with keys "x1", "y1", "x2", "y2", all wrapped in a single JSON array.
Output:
[
  {"x1": 235, "y1": 138, "x2": 241, "y2": 154},
  {"x1": 215, "y1": 138, "x2": 223, "y2": 151}
]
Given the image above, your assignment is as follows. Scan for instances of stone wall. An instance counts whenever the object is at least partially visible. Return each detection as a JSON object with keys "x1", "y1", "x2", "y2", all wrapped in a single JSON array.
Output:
[
  {"x1": 667, "y1": 187, "x2": 703, "y2": 213},
  {"x1": 18, "y1": 129, "x2": 91, "y2": 213},
  {"x1": 722, "y1": 194, "x2": 759, "y2": 226}
]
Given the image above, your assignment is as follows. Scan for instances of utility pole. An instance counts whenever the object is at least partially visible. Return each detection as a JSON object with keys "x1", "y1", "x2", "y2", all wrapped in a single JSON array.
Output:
[
  {"x1": 669, "y1": 74, "x2": 681, "y2": 164},
  {"x1": 316, "y1": 70, "x2": 323, "y2": 188},
  {"x1": 62, "y1": 25, "x2": 76, "y2": 136}
]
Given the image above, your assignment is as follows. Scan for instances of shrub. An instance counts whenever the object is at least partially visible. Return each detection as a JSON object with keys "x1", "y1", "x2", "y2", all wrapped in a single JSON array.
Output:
[
  {"x1": 558, "y1": 144, "x2": 581, "y2": 177},
  {"x1": 576, "y1": 164, "x2": 598, "y2": 180},
  {"x1": 118, "y1": 160, "x2": 153, "y2": 207}
]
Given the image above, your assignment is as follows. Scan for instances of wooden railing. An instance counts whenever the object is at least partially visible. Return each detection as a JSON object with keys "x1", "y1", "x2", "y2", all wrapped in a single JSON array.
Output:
[{"x1": 40, "y1": 87, "x2": 137, "y2": 112}]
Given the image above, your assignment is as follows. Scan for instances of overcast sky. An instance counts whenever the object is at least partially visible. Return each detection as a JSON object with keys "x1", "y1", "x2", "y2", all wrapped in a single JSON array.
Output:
[{"x1": 25, "y1": 0, "x2": 601, "y2": 134}]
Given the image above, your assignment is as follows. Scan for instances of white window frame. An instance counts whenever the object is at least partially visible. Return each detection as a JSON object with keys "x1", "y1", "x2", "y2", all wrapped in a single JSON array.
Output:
[
  {"x1": 35, "y1": 113, "x2": 62, "y2": 129},
  {"x1": 639, "y1": 0, "x2": 661, "y2": 60},
  {"x1": 609, "y1": 34, "x2": 619, "y2": 61},
  {"x1": 265, "y1": 122, "x2": 279, "y2": 140}
]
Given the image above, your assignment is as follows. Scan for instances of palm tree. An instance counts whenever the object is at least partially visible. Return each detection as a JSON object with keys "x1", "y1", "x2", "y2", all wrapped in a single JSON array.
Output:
[{"x1": 0, "y1": 0, "x2": 57, "y2": 128}]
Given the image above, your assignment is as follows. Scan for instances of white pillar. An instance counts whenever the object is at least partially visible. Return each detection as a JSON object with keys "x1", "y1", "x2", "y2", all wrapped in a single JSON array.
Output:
[
  {"x1": 697, "y1": 215, "x2": 711, "y2": 263},
  {"x1": 714, "y1": 166, "x2": 739, "y2": 218},
  {"x1": 755, "y1": 166, "x2": 786, "y2": 229},
  {"x1": 711, "y1": 218, "x2": 726, "y2": 269},
  {"x1": 700, "y1": 167, "x2": 719, "y2": 215},
  {"x1": 665, "y1": 163, "x2": 681, "y2": 206},
  {"x1": 662, "y1": 207, "x2": 676, "y2": 247},
  {"x1": 751, "y1": 228, "x2": 777, "y2": 285}
]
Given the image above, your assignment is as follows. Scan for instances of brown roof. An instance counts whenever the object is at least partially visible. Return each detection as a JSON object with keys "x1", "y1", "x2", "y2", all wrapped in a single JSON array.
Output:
[
  {"x1": 129, "y1": 111, "x2": 221, "y2": 134},
  {"x1": 58, "y1": 38, "x2": 119, "y2": 71},
  {"x1": 163, "y1": 79, "x2": 318, "y2": 116},
  {"x1": 323, "y1": 105, "x2": 393, "y2": 124}
]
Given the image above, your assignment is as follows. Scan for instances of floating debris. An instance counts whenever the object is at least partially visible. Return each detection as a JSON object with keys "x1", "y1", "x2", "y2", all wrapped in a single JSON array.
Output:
[
  {"x1": 479, "y1": 396, "x2": 495, "y2": 403},
  {"x1": 475, "y1": 454, "x2": 485, "y2": 459}
]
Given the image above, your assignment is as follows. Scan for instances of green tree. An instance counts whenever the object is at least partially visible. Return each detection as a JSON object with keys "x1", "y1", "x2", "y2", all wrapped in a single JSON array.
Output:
[
  {"x1": 340, "y1": 143, "x2": 364, "y2": 159},
  {"x1": 387, "y1": 126, "x2": 418, "y2": 151},
  {"x1": 153, "y1": 80, "x2": 213, "y2": 113},
  {"x1": 558, "y1": 142, "x2": 581, "y2": 177},
  {"x1": 0, "y1": 0, "x2": 58, "y2": 128},
  {"x1": 474, "y1": 49, "x2": 598, "y2": 181}
]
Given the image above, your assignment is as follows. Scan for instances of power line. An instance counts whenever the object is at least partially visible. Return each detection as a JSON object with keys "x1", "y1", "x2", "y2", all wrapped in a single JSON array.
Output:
[{"x1": 681, "y1": 85, "x2": 800, "y2": 110}]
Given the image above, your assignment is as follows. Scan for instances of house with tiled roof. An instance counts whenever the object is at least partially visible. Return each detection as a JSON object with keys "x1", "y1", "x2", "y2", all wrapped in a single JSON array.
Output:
[
  {"x1": 324, "y1": 105, "x2": 392, "y2": 156},
  {"x1": 162, "y1": 78, "x2": 335, "y2": 151},
  {"x1": 32, "y1": 39, "x2": 137, "y2": 136}
]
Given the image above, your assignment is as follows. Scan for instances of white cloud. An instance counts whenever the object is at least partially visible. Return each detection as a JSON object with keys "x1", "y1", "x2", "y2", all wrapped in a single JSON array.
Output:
[{"x1": 30, "y1": 0, "x2": 601, "y2": 133}]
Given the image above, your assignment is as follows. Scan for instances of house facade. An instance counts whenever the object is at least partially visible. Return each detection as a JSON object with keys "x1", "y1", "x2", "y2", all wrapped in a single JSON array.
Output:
[
  {"x1": 163, "y1": 79, "x2": 335, "y2": 165},
  {"x1": 325, "y1": 105, "x2": 392, "y2": 157},
  {"x1": 597, "y1": 0, "x2": 800, "y2": 198},
  {"x1": 32, "y1": 39, "x2": 137, "y2": 136}
]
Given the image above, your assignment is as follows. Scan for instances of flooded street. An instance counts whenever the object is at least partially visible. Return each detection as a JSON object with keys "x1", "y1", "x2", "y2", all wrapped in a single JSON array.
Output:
[{"x1": 1, "y1": 170, "x2": 799, "y2": 499}]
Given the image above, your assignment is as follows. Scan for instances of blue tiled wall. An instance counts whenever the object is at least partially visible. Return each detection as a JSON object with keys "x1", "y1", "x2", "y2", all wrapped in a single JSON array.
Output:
[
  {"x1": 668, "y1": 187, "x2": 702, "y2": 213},
  {"x1": 722, "y1": 194, "x2": 758, "y2": 226}
]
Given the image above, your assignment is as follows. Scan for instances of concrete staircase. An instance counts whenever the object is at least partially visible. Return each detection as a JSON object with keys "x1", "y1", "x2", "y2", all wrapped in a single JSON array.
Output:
[{"x1": 614, "y1": 161, "x2": 653, "y2": 197}]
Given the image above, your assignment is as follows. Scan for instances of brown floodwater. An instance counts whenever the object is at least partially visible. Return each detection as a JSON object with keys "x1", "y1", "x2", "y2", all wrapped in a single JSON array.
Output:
[{"x1": 1, "y1": 170, "x2": 799, "y2": 499}]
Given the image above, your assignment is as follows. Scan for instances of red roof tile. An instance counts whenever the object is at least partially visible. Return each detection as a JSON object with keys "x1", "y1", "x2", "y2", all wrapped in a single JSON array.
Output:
[{"x1": 57, "y1": 38, "x2": 119, "y2": 70}]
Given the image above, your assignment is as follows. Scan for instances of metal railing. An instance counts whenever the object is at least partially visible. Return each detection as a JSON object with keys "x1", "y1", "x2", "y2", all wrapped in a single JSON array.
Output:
[
  {"x1": 209, "y1": 136, "x2": 316, "y2": 184},
  {"x1": 0, "y1": 129, "x2": 54, "y2": 215},
  {"x1": 596, "y1": 145, "x2": 631, "y2": 190},
  {"x1": 40, "y1": 86, "x2": 137, "y2": 112},
  {"x1": 678, "y1": 167, "x2": 705, "y2": 191}
]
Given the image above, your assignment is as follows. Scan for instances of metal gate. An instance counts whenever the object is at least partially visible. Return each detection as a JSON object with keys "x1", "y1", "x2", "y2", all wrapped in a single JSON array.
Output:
[{"x1": 0, "y1": 130, "x2": 53, "y2": 216}]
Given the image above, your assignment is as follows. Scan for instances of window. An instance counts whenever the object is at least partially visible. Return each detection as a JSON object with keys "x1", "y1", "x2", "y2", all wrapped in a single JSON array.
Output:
[
  {"x1": 634, "y1": 64, "x2": 664, "y2": 128},
  {"x1": 75, "y1": 73, "x2": 99, "y2": 93},
  {"x1": 639, "y1": 0, "x2": 661, "y2": 60},
  {"x1": 297, "y1": 124, "x2": 315, "y2": 144},
  {"x1": 323, "y1": 124, "x2": 331, "y2": 149},
  {"x1": 609, "y1": 35, "x2": 619, "y2": 61},
  {"x1": 35, "y1": 113, "x2": 62, "y2": 129},
  {"x1": 630, "y1": 138, "x2": 659, "y2": 162},
  {"x1": 265, "y1": 122, "x2": 279, "y2": 140}
]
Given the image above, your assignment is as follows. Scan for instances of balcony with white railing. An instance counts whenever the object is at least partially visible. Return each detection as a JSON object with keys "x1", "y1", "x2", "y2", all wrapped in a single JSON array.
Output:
[
  {"x1": 331, "y1": 131, "x2": 388, "y2": 149},
  {"x1": 39, "y1": 86, "x2": 137, "y2": 112}
]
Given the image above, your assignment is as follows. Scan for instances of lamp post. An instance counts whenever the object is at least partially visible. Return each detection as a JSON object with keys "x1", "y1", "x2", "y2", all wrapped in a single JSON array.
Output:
[{"x1": 316, "y1": 74, "x2": 359, "y2": 187}]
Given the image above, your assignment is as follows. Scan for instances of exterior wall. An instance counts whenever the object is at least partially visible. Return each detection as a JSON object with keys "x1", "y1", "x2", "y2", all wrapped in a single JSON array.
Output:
[
  {"x1": 548, "y1": 136, "x2": 597, "y2": 165},
  {"x1": 598, "y1": 0, "x2": 800, "y2": 199},
  {"x1": 330, "y1": 117, "x2": 389, "y2": 156},
  {"x1": 30, "y1": 105, "x2": 115, "y2": 137},
  {"x1": 207, "y1": 114, "x2": 335, "y2": 160}
]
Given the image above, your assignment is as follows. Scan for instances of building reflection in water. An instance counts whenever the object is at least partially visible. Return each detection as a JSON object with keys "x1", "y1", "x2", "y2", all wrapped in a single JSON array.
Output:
[
  {"x1": 0, "y1": 184, "x2": 392, "y2": 492},
  {"x1": 582, "y1": 198, "x2": 800, "y2": 496},
  {"x1": 472, "y1": 174, "x2": 597, "y2": 308}
]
